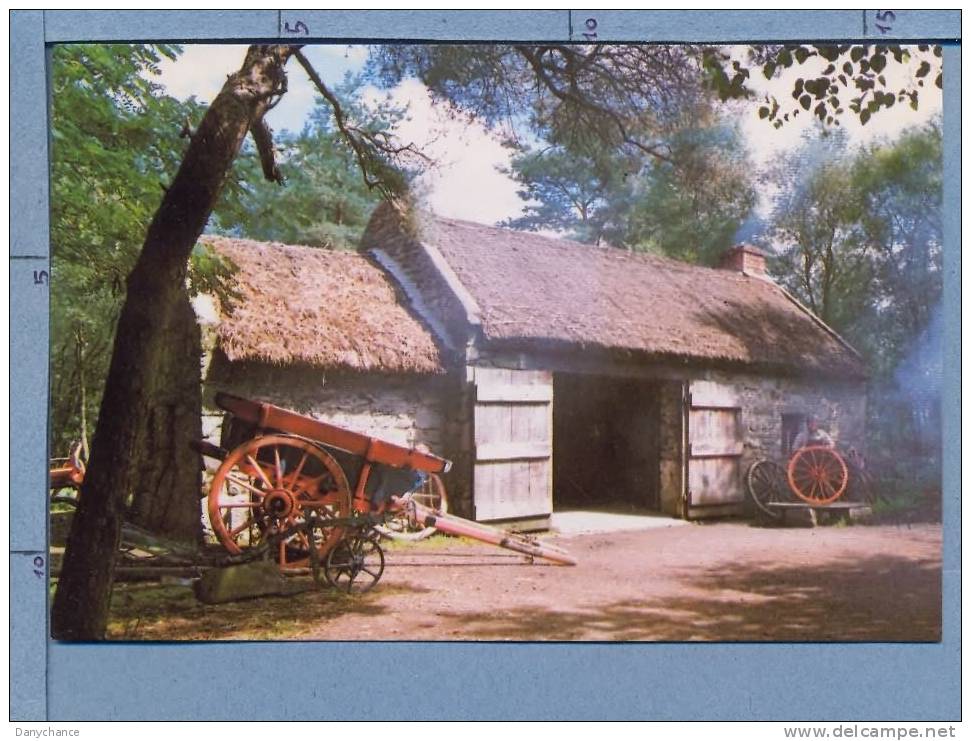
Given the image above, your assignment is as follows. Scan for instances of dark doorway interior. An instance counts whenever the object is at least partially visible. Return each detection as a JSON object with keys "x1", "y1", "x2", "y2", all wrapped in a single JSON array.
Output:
[{"x1": 553, "y1": 373, "x2": 660, "y2": 511}]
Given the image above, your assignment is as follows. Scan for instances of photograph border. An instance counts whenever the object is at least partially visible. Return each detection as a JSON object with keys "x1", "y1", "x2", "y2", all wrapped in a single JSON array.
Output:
[{"x1": 9, "y1": 9, "x2": 962, "y2": 721}]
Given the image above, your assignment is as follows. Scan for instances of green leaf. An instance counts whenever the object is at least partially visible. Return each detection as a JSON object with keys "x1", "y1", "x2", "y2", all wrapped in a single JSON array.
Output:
[
  {"x1": 850, "y1": 46, "x2": 866, "y2": 63},
  {"x1": 860, "y1": 109, "x2": 871, "y2": 125},
  {"x1": 795, "y1": 47, "x2": 810, "y2": 64},
  {"x1": 916, "y1": 61, "x2": 931, "y2": 77},
  {"x1": 762, "y1": 61, "x2": 776, "y2": 79},
  {"x1": 870, "y1": 54, "x2": 886, "y2": 73},
  {"x1": 799, "y1": 94, "x2": 811, "y2": 110},
  {"x1": 817, "y1": 45, "x2": 839, "y2": 61},
  {"x1": 758, "y1": 106, "x2": 769, "y2": 119}
]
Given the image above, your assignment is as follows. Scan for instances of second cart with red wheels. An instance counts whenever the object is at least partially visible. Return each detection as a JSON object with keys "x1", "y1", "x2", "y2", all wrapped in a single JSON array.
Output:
[{"x1": 746, "y1": 445, "x2": 872, "y2": 522}]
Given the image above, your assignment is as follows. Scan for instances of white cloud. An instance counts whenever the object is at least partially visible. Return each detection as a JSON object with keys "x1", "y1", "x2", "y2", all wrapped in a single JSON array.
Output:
[
  {"x1": 156, "y1": 44, "x2": 250, "y2": 103},
  {"x1": 364, "y1": 79, "x2": 525, "y2": 224},
  {"x1": 156, "y1": 44, "x2": 371, "y2": 135}
]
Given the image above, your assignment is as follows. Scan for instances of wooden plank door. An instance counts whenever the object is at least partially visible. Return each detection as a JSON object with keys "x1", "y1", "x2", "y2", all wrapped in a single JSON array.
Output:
[
  {"x1": 472, "y1": 367, "x2": 553, "y2": 525},
  {"x1": 685, "y1": 380, "x2": 745, "y2": 518}
]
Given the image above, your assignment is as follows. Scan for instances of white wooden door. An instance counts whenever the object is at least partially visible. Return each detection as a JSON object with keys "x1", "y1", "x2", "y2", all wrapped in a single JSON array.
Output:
[
  {"x1": 686, "y1": 380, "x2": 745, "y2": 517},
  {"x1": 472, "y1": 367, "x2": 553, "y2": 523}
]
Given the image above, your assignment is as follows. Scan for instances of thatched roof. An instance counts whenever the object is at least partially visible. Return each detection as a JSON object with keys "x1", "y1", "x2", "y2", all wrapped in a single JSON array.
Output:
[
  {"x1": 201, "y1": 235, "x2": 443, "y2": 374},
  {"x1": 362, "y1": 202, "x2": 867, "y2": 379}
]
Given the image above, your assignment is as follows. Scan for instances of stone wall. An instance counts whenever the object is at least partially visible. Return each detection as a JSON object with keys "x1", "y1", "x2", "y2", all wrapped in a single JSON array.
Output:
[
  {"x1": 201, "y1": 347, "x2": 866, "y2": 524},
  {"x1": 655, "y1": 367, "x2": 867, "y2": 517},
  {"x1": 202, "y1": 354, "x2": 472, "y2": 515}
]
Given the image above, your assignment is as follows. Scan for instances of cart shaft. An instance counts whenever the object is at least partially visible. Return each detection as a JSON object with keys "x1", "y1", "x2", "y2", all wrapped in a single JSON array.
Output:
[{"x1": 409, "y1": 502, "x2": 576, "y2": 566}]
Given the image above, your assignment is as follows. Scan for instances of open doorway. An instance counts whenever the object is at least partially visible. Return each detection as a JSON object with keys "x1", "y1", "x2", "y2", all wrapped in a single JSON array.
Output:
[{"x1": 553, "y1": 373, "x2": 660, "y2": 512}]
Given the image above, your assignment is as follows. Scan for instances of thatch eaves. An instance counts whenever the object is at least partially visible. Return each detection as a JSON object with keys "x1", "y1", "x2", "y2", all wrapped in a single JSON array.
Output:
[
  {"x1": 363, "y1": 202, "x2": 868, "y2": 380},
  {"x1": 201, "y1": 235, "x2": 444, "y2": 374}
]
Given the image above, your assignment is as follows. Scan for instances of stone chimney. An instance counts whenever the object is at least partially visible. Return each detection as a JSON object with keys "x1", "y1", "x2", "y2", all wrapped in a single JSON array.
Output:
[{"x1": 719, "y1": 243, "x2": 768, "y2": 278}]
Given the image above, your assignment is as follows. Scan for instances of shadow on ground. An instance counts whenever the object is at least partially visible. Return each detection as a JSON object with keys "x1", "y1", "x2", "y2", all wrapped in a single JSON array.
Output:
[
  {"x1": 105, "y1": 579, "x2": 431, "y2": 641},
  {"x1": 432, "y1": 553, "x2": 941, "y2": 642}
]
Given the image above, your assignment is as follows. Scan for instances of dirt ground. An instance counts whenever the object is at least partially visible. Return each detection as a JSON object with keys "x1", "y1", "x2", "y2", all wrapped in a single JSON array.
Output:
[{"x1": 108, "y1": 520, "x2": 941, "y2": 642}]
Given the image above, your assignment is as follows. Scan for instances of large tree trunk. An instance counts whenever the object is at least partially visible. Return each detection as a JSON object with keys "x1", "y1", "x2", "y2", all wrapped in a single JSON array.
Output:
[
  {"x1": 127, "y1": 287, "x2": 204, "y2": 542},
  {"x1": 51, "y1": 44, "x2": 298, "y2": 640}
]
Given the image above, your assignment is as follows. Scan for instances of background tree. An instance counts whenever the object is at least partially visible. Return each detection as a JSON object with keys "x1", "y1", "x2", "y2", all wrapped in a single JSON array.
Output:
[
  {"x1": 763, "y1": 122, "x2": 942, "y2": 372},
  {"x1": 501, "y1": 145, "x2": 638, "y2": 244},
  {"x1": 49, "y1": 43, "x2": 213, "y2": 542},
  {"x1": 502, "y1": 118, "x2": 757, "y2": 263},
  {"x1": 212, "y1": 76, "x2": 407, "y2": 249},
  {"x1": 763, "y1": 129, "x2": 866, "y2": 327},
  {"x1": 49, "y1": 44, "x2": 200, "y2": 456},
  {"x1": 850, "y1": 122, "x2": 943, "y2": 374},
  {"x1": 622, "y1": 123, "x2": 756, "y2": 263}
]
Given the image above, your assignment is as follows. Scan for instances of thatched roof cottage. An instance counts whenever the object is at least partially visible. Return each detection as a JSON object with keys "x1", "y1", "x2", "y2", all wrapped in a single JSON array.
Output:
[{"x1": 197, "y1": 203, "x2": 867, "y2": 526}]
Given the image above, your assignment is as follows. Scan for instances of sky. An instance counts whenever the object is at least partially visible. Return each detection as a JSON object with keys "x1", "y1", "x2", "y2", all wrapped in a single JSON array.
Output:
[{"x1": 157, "y1": 43, "x2": 943, "y2": 226}]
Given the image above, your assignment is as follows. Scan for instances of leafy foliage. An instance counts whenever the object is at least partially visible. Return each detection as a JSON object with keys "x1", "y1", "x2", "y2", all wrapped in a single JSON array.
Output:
[
  {"x1": 210, "y1": 76, "x2": 400, "y2": 249},
  {"x1": 763, "y1": 123, "x2": 942, "y2": 377},
  {"x1": 623, "y1": 125, "x2": 757, "y2": 263},
  {"x1": 367, "y1": 44, "x2": 711, "y2": 162},
  {"x1": 49, "y1": 44, "x2": 203, "y2": 454},
  {"x1": 503, "y1": 119, "x2": 757, "y2": 264},
  {"x1": 704, "y1": 43, "x2": 942, "y2": 129},
  {"x1": 501, "y1": 145, "x2": 637, "y2": 244}
]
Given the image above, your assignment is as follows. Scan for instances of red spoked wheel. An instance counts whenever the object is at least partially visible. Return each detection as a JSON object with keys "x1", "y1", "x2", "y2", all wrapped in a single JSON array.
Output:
[
  {"x1": 787, "y1": 446, "x2": 849, "y2": 505},
  {"x1": 207, "y1": 434, "x2": 351, "y2": 571}
]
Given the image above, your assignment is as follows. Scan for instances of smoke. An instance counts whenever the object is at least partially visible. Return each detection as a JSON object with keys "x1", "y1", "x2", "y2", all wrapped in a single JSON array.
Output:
[
  {"x1": 732, "y1": 213, "x2": 770, "y2": 247},
  {"x1": 891, "y1": 303, "x2": 943, "y2": 447}
]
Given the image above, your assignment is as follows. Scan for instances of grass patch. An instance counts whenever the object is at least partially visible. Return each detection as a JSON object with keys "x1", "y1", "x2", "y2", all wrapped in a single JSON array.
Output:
[
  {"x1": 103, "y1": 577, "x2": 402, "y2": 641},
  {"x1": 379, "y1": 533, "x2": 483, "y2": 552}
]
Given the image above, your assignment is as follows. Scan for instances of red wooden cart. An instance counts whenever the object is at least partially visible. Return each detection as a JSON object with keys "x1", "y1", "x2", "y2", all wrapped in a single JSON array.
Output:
[{"x1": 197, "y1": 392, "x2": 575, "y2": 592}]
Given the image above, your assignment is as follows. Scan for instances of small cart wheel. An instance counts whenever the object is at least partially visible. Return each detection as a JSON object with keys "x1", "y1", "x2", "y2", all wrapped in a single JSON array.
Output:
[
  {"x1": 787, "y1": 446, "x2": 849, "y2": 505},
  {"x1": 746, "y1": 459, "x2": 787, "y2": 519},
  {"x1": 207, "y1": 434, "x2": 351, "y2": 571},
  {"x1": 323, "y1": 534, "x2": 385, "y2": 594},
  {"x1": 374, "y1": 473, "x2": 449, "y2": 542}
]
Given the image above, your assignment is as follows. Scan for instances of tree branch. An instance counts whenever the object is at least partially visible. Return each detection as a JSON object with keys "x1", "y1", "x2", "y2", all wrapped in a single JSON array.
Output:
[
  {"x1": 294, "y1": 50, "x2": 385, "y2": 191},
  {"x1": 515, "y1": 46, "x2": 674, "y2": 164},
  {"x1": 249, "y1": 116, "x2": 284, "y2": 184}
]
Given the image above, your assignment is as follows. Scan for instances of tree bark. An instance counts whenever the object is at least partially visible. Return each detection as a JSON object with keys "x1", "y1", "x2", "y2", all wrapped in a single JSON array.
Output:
[
  {"x1": 127, "y1": 287, "x2": 204, "y2": 542},
  {"x1": 51, "y1": 44, "x2": 298, "y2": 640}
]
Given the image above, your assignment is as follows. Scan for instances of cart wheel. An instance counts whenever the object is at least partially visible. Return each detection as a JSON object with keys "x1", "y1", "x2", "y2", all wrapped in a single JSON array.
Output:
[
  {"x1": 323, "y1": 534, "x2": 385, "y2": 594},
  {"x1": 746, "y1": 460, "x2": 787, "y2": 519},
  {"x1": 207, "y1": 434, "x2": 351, "y2": 571},
  {"x1": 787, "y1": 446, "x2": 849, "y2": 505},
  {"x1": 373, "y1": 473, "x2": 449, "y2": 542}
]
